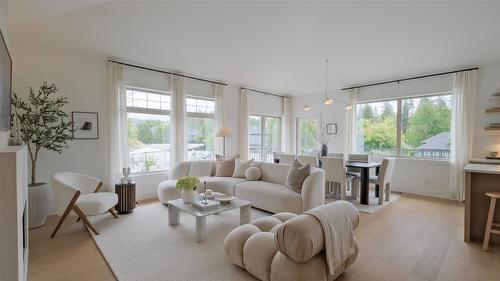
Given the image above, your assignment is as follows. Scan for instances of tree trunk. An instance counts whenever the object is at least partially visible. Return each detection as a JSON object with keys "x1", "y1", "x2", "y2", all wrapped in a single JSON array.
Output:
[{"x1": 31, "y1": 159, "x2": 36, "y2": 186}]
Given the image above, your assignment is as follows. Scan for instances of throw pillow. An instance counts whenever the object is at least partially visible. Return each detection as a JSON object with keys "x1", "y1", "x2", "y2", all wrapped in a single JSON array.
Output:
[
  {"x1": 232, "y1": 159, "x2": 254, "y2": 178},
  {"x1": 285, "y1": 160, "x2": 311, "y2": 193},
  {"x1": 245, "y1": 167, "x2": 262, "y2": 181},
  {"x1": 215, "y1": 158, "x2": 236, "y2": 177}
]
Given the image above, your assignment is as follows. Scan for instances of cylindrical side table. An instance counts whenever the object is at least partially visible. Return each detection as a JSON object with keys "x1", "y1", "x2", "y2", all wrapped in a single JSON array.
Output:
[{"x1": 115, "y1": 182, "x2": 136, "y2": 214}]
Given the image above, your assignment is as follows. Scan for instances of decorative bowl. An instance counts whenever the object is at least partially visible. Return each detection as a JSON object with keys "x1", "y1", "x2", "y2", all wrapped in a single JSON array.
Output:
[{"x1": 215, "y1": 195, "x2": 235, "y2": 204}]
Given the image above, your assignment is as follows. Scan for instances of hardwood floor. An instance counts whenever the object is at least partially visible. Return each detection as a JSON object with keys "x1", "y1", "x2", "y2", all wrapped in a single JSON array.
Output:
[{"x1": 28, "y1": 194, "x2": 500, "y2": 281}]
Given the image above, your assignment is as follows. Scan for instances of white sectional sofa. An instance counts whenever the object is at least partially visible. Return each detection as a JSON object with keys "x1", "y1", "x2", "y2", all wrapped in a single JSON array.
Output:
[{"x1": 157, "y1": 160, "x2": 325, "y2": 214}]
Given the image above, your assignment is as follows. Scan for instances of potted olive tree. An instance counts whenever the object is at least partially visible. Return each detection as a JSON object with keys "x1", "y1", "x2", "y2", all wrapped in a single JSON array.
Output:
[{"x1": 11, "y1": 82, "x2": 73, "y2": 228}]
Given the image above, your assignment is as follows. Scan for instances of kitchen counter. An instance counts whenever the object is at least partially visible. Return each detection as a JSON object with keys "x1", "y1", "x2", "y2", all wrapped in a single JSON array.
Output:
[
  {"x1": 464, "y1": 163, "x2": 500, "y2": 244},
  {"x1": 469, "y1": 158, "x2": 500, "y2": 165}
]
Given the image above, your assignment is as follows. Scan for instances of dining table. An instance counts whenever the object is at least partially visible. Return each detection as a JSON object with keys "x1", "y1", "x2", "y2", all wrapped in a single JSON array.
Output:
[{"x1": 345, "y1": 161, "x2": 381, "y2": 205}]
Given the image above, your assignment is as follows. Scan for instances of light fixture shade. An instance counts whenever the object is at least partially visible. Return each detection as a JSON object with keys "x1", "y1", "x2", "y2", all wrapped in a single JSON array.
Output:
[
  {"x1": 323, "y1": 97, "x2": 333, "y2": 105},
  {"x1": 346, "y1": 104, "x2": 353, "y2": 110},
  {"x1": 215, "y1": 127, "x2": 231, "y2": 137},
  {"x1": 304, "y1": 104, "x2": 312, "y2": 111}
]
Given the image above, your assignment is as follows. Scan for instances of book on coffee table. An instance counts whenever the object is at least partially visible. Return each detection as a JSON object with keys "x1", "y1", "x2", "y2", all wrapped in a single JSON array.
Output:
[{"x1": 193, "y1": 199, "x2": 220, "y2": 211}]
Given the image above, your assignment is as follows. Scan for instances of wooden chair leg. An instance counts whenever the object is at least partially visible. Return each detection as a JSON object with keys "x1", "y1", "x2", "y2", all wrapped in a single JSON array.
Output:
[
  {"x1": 378, "y1": 182, "x2": 384, "y2": 205},
  {"x1": 72, "y1": 205, "x2": 100, "y2": 235},
  {"x1": 385, "y1": 183, "x2": 391, "y2": 201},
  {"x1": 51, "y1": 191, "x2": 81, "y2": 238},
  {"x1": 109, "y1": 208, "x2": 118, "y2": 218},
  {"x1": 483, "y1": 197, "x2": 497, "y2": 251}
]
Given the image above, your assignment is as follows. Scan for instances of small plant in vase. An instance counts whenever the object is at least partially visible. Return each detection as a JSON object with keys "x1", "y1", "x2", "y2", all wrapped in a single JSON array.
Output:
[
  {"x1": 11, "y1": 82, "x2": 73, "y2": 228},
  {"x1": 315, "y1": 125, "x2": 330, "y2": 157},
  {"x1": 176, "y1": 176, "x2": 201, "y2": 204}
]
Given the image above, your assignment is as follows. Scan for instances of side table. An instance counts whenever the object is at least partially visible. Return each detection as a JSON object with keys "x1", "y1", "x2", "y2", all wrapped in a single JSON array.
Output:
[{"x1": 115, "y1": 182, "x2": 136, "y2": 214}]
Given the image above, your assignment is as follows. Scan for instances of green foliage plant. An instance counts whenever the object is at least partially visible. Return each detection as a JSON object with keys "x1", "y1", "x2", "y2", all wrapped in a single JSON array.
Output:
[
  {"x1": 176, "y1": 176, "x2": 200, "y2": 191},
  {"x1": 11, "y1": 82, "x2": 73, "y2": 186}
]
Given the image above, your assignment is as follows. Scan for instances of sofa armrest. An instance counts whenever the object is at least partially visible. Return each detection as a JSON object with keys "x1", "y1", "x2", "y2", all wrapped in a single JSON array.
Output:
[{"x1": 300, "y1": 169, "x2": 325, "y2": 212}]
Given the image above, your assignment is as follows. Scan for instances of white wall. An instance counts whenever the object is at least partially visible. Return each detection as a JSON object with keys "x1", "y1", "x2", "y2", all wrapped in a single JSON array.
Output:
[
  {"x1": 10, "y1": 40, "x2": 249, "y2": 212},
  {"x1": 291, "y1": 67, "x2": 500, "y2": 200},
  {"x1": 0, "y1": 1, "x2": 9, "y2": 147}
]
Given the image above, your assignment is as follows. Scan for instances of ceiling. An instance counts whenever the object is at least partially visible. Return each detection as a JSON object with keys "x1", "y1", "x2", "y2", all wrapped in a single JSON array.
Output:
[{"x1": 7, "y1": 1, "x2": 500, "y2": 96}]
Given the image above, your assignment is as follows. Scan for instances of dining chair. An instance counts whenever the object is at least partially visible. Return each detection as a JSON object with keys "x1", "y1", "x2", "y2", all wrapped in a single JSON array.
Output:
[
  {"x1": 298, "y1": 155, "x2": 319, "y2": 168},
  {"x1": 51, "y1": 172, "x2": 119, "y2": 238},
  {"x1": 347, "y1": 154, "x2": 369, "y2": 177},
  {"x1": 327, "y1": 152, "x2": 344, "y2": 159},
  {"x1": 368, "y1": 157, "x2": 396, "y2": 204},
  {"x1": 279, "y1": 153, "x2": 296, "y2": 165},
  {"x1": 321, "y1": 157, "x2": 358, "y2": 200}
]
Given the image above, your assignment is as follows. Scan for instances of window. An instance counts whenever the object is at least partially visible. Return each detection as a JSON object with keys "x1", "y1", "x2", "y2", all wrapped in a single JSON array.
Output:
[
  {"x1": 186, "y1": 97, "x2": 215, "y2": 160},
  {"x1": 297, "y1": 117, "x2": 319, "y2": 155},
  {"x1": 249, "y1": 115, "x2": 281, "y2": 162},
  {"x1": 354, "y1": 93, "x2": 452, "y2": 159},
  {"x1": 126, "y1": 87, "x2": 170, "y2": 173}
]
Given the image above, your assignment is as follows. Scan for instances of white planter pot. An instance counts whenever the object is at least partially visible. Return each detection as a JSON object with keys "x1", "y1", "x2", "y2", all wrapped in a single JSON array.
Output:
[
  {"x1": 181, "y1": 190, "x2": 198, "y2": 204},
  {"x1": 28, "y1": 183, "x2": 50, "y2": 228}
]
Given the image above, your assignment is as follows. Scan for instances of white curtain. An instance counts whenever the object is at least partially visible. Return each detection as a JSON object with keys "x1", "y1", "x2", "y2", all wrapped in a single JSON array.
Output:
[
  {"x1": 344, "y1": 88, "x2": 358, "y2": 155},
  {"x1": 107, "y1": 63, "x2": 129, "y2": 188},
  {"x1": 214, "y1": 84, "x2": 225, "y2": 156},
  {"x1": 281, "y1": 97, "x2": 291, "y2": 153},
  {"x1": 238, "y1": 88, "x2": 249, "y2": 160},
  {"x1": 171, "y1": 75, "x2": 186, "y2": 166},
  {"x1": 450, "y1": 70, "x2": 476, "y2": 201}
]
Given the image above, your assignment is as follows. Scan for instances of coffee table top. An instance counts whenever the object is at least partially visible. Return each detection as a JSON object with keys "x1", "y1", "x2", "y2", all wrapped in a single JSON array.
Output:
[{"x1": 168, "y1": 196, "x2": 251, "y2": 217}]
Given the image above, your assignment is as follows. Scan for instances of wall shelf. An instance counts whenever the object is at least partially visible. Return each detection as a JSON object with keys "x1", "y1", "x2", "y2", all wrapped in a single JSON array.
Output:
[
  {"x1": 485, "y1": 127, "x2": 500, "y2": 131},
  {"x1": 485, "y1": 107, "x2": 500, "y2": 113}
]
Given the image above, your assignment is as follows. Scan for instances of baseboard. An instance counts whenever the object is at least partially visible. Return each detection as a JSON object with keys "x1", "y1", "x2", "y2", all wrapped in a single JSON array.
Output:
[{"x1": 392, "y1": 186, "x2": 454, "y2": 200}]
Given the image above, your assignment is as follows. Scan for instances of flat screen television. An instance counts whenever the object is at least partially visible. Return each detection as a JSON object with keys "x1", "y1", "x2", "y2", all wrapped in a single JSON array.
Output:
[{"x1": 0, "y1": 28, "x2": 11, "y2": 131}]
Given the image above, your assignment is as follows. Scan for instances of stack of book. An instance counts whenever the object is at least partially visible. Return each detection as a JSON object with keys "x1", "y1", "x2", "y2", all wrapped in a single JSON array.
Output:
[
  {"x1": 489, "y1": 122, "x2": 500, "y2": 129},
  {"x1": 193, "y1": 199, "x2": 220, "y2": 211}
]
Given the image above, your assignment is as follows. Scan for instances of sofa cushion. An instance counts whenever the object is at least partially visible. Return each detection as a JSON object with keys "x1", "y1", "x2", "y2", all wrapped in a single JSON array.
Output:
[
  {"x1": 285, "y1": 160, "x2": 311, "y2": 193},
  {"x1": 233, "y1": 159, "x2": 254, "y2": 178},
  {"x1": 157, "y1": 180, "x2": 180, "y2": 203},
  {"x1": 201, "y1": 176, "x2": 247, "y2": 195},
  {"x1": 188, "y1": 160, "x2": 215, "y2": 177},
  {"x1": 215, "y1": 158, "x2": 236, "y2": 177},
  {"x1": 245, "y1": 167, "x2": 261, "y2": 181},
  {"x1": 259, "y1": 162, "x2": 290, "y2": 185},
  {"x1": 235, "y1": 181, "x2": 302, "y2": 214}
]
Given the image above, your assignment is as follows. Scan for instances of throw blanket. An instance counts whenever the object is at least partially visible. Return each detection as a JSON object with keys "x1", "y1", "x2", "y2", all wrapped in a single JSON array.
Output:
[{"x1": 305, "y1": 201, "x2": 356, "y2": 275}]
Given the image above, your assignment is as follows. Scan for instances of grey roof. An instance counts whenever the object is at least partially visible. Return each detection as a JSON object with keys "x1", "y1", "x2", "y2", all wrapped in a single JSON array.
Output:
[{"x1": 416, "y1": 132, "x2": 450, "y2": 151}]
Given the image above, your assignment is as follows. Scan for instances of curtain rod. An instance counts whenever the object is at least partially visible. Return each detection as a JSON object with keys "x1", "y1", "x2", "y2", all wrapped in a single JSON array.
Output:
[
  {"x1": 241, "y1": 87, "x2": 290, "y2": 99},
  {"x1": 108, "y1": 59, "x2": 228, "y2": 86},
  {"x1": 341, "y1": 67, "x2": 479, "y2": 91}
]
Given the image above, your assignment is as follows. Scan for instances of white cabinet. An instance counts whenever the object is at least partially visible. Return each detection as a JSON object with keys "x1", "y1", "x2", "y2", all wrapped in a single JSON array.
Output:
[{"x1": 0, "y1": 146, "x2": 28, "y2": 281}]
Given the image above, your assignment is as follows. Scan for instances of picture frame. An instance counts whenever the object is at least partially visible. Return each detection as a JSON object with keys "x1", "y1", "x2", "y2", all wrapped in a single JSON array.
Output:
[
  {"x1": 72, "y1": 111, "x2": 99, "y2": 139},
  {"x1": 326, "y1": 123, "x2": 337, "y2": 135}
]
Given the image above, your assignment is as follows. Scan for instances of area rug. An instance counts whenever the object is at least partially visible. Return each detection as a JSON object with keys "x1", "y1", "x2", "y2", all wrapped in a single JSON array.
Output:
[
  {"x1": 88, "y1": 203, "x2": 269, "y2": 281},
  {"x1": 326, "y1": 188, "x2": 401, "y2": 214}
]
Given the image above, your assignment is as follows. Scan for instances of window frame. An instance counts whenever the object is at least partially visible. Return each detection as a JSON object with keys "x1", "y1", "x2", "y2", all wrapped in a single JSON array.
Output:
[
  {"x1": 354, "y1": 91, "x2": 453, "y2": 160},
  {"x1": 186, "y1": 95, "x2": 216, "y2": 160},
  {"x1": 248, "y1": 114, "x2": 282, "y2": 163},
  {"x1": 126, "y1": 86, "x2": 171, "y2": 175},
  {"x1": 296, "y1": 116, "x2": 320, "y2": 156}
]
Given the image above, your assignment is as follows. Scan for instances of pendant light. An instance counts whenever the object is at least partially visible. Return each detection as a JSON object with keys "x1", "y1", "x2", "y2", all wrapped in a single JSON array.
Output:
[
  {"x1": 323, "y1": 59, "x2": 333, "y2": 105},
  {"x1": 303, "y1": 104, "x2": 312, "y2": 111}
]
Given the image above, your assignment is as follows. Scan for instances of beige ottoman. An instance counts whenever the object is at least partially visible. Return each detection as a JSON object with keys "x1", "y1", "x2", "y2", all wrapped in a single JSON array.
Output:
[{"x1": 224, "y1": 202, "x2": 359, "y2": 281}]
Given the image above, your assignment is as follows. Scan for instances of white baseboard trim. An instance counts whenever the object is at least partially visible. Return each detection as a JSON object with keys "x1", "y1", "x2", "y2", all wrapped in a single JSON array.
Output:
[{"x1": 392, "y1": 186, "x2": 454, "y2": 200}]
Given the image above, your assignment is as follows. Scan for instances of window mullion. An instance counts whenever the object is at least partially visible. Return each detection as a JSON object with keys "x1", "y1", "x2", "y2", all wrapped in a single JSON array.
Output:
[{"x1": 396, "y1": 99, "x2": 402, "y2": 157}]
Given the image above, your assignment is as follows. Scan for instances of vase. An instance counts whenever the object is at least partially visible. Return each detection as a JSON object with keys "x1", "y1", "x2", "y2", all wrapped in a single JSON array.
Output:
[
  {"x1": 181, "y1": 190, "x2": 198, "y2": 204},
  {"x1": 321, "y1": 144, "x2": 328, "y2": 157},
  {"x1": 28, "y1": 183, "x2": 50, "y2": 228}
]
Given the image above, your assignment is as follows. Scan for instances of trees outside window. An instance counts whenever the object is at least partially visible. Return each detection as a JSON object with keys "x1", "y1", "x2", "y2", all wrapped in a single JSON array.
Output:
[
  {"x1": 297, "y1": 118, "x2": 319, "y2": 155},
  {"x1": 355, "y1": 94, "x2": 452, "y2": 159},
  {"x1": 186, "y1": 97, "x2": 215, "y2": 160},
  {"x1": 249, "y1": 115, "x2": 281, "y2": 162},
  {"x1": 126, "y1": 88, "x2": 170, "y2": 173}
]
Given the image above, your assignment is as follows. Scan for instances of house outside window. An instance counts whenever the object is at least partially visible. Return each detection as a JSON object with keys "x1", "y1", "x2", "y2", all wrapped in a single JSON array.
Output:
[
  {"x1": 355, "y1": 93, "x2": 452, "y2": 159},
  {"x1": 186, "y1": 96, "x2": 215, "y2": 160},
  {"x1": 126, "y1": 87, "x2": 171, "y2": 173},
  {"x1": 249, "y1": 115, "x2": 281, "y2": 162}
]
